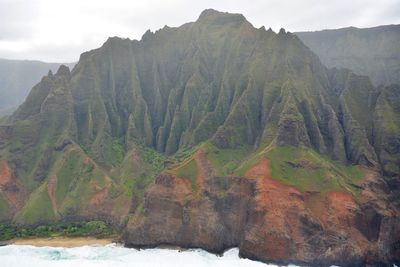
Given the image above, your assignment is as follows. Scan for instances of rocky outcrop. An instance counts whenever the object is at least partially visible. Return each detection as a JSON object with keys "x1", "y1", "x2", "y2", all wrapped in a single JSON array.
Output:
[
  {"x1": 124, "y1": 159, "x2": 400, "y2": 266},
  {"x1": 124, "y1": 168, "x2": 254, "y2": 253},
  {"x1": 276, "y1": 97, "x2": 311, "y2": 147}
]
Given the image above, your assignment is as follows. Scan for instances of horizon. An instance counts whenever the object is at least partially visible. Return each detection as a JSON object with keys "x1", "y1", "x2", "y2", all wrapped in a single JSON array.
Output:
[{"x1": 1, "y1": 0, "x2": 399, "y2": 62}]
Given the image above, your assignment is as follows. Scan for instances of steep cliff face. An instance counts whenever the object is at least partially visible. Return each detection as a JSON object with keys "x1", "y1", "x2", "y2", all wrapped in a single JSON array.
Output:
[
  {"x1": 296, "y1": 25, "x2": 400, "y2": 86},
  {"x1": 0, "y1": 9, "x2": 399, "y2": 266},
  {"x1": 124, "y1": 143, "x2": 400, "y2": 266},
  {"x1": 13, "y1": 9, "x2": 387, "y2": 164},
  {"x1": 373, "y1": 85, "x2": 400, "y2": 179}
]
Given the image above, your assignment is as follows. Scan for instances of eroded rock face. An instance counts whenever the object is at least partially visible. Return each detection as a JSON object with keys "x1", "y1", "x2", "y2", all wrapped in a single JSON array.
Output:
[
  {"x1": 124, "y1": 172, "x2": 254, "y2": 253},
  {"x1": 0, "y1": 161, "x2": 23, "y2": 211},
  {"x1": 124, "y1": 159, "x2": 400, "y2": 266}
]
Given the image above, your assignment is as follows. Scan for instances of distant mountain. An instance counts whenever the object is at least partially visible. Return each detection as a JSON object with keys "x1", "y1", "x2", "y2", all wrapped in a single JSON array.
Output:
[
  {"x1": 0, "y1": 59, "x2": 75, "y2": 115},
  {"x1": 296, "y1": 25, "x2": 400, "y2": 86},
  {"x1": 0, "y1": 10, "x2": 399, "y2": 266}
]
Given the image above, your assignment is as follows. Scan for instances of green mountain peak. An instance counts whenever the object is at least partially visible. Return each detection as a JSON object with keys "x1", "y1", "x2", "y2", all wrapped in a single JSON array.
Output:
[{"x1": 0, "y1": 10, "x2": 399, "y2": 266}]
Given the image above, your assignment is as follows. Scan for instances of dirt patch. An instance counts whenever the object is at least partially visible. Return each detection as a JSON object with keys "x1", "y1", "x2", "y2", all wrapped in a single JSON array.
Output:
[
  {"x1": 47, "y1": 174, "x2": 59, "y2": 219},
  {"x1": 193, "y1": 147, "x2": 213, "y2": 191},
  {"x1": 130, "y1": 150, "x2": 141, "y2": 162},
  {"x1": 153, "y1": 174, "x2": 192, "y2": 204},
  {"x1": 243, "y1": 158, "x2": 308, "y2": 260},
  {"x1": 242, "y1": 157, "x2": 373, "y2": 262},
  {"x1": 245, "y1": 158, "x2": 302, "y2": 208},
  {"x1": 0, "y1": 161, "x2": 21, "y2": 209},
  {"x1": 323, "y1": 191, "x2": 359, "y2": 227},
  {"x1": 83, "y1": 156, "x2": 94, "y2": 166},
  {"x1": 90, "y1": 186, "x2": 109, "y2": 206},
  {"x1": 0, "y1": 161, "x2": 12, "y2": 186},
  {"x1": 1, "y1": 187, "x2": 20, "y2": 209}
]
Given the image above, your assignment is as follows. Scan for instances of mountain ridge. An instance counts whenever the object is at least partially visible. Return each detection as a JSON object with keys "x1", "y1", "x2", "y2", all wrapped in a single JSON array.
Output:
[
  {"x1": 0, "y1": 9, "x2": 399, "y2": 266},
  {"x1": 296, "y1": 24, "x2": 400, "y2": 86},
  {"x1": 0, "y1": 58, "x2": 75, "y2": 116}
]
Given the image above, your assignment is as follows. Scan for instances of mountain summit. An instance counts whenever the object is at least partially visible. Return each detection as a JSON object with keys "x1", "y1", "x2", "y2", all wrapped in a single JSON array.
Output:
[{"x1": 0, "y1": 10, "x2": 399, "y2": 266}]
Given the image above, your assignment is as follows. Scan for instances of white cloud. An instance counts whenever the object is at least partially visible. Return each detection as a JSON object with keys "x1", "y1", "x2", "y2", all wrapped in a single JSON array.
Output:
[{"x1": 0, "y1": 0, "x2": 398, "y2": 62}]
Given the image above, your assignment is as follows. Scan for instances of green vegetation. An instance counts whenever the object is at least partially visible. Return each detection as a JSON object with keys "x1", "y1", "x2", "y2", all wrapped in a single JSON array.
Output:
[
  {"x1": 59, "y1": 161, "x2": 110, "y2": 216},
  {"x1": 0, "y1": 221, "x2": 115, "y2": 241},
  {"x1": 232, "y1": 144, "x2": 364, "y2": 197},
  {"x1": 112, "y1": 139, "x2": 125, "y2": 165},
  {"x1": 55, "y1": 151, "x2": 82, "y2": 204},
  {"x1": 204, "y1": 142, "x2": 251, "y2": 176},
  {"x1": 121, "y1": 172, "x2": 153, "y2": 198},
  {"x1": 112, "y1": 144, "x2": 168, "y2": 216},
  {"x1": 234, "y1": 152, "x2": 264, "y2": 177},
  {"x1": 0, "y1": 9, "x2": 397, "y2": 228},
  {"x1": 176, "y1": 159, "x2": 198, "y2": 191},
  {"x1": 172, "y1": 143, "x2": 202, "y2": 163},
  {"x1": 0, "y1": 195, "x2": 11, "y2": 221},
  {"x1": 266, "y1": 146, "x2": 363, "y2": 195},
  {"x1": 16, "y1": 183, "x2": 55, "y2": 224},
  {"x1": 119, "y1": 145, "x2": 166, "y2": 197},
  {"x1": 137, "y1": 144, "x2": 166, "y2": 172}
]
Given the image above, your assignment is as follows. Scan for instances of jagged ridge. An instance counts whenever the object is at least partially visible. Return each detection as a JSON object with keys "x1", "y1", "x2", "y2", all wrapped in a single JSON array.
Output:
[{"x1": 0, "y1": 9, "x2": 399, "y2": 266}]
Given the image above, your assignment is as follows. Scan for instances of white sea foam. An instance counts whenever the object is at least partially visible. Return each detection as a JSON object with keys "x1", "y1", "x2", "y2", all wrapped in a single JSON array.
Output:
[{"x1": 0, "y1": 244, "x2": 298, "y2": 267}]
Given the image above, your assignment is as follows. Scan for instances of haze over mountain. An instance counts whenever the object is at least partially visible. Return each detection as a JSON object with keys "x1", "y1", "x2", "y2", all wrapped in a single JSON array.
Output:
[
  {"x1": 0, "y1": 59, "x2": 75, "y2": 116},
  {"x1": 296, "y1": 24, "x2": 400, "y2": 86},
  {"x1": 0, "y1": 9, "x2": 399, "y2": 266},
  {"x1": 1, "y1": 0, "x2": 399, "y2": 62}
]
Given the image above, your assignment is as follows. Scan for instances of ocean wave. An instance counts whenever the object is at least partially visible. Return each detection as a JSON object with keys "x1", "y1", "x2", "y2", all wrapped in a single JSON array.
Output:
[{"x1": 0, "y1": 244, "x2": 288, "y2": 267}]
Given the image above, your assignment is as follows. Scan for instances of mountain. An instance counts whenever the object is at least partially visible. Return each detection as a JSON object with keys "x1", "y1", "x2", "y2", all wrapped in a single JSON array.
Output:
[
  {"x1": 0, "y1": 9, "x2": 399, "y2": 266},
  {"x1": 0, "y1": 58, "x2": 75, "y2": 116},
  {"x1": 296, "y1": 25, "x2": 400, "y2": 86}
]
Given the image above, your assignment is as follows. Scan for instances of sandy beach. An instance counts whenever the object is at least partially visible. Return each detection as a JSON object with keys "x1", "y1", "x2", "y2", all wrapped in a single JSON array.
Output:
[{"x1": 10, "y1": 236, "x2": 115, "y2": 247}]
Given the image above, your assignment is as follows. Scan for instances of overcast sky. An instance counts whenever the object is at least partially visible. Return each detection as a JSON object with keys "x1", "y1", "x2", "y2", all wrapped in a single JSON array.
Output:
[{"x1": 0, "y1": 0, "x2": 399, "y2": 62}]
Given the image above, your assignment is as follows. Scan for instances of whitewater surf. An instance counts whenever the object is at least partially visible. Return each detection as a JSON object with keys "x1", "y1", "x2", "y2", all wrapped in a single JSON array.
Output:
[{"x1": 0, "y1": 244, "x2": 293, "y2": 267}]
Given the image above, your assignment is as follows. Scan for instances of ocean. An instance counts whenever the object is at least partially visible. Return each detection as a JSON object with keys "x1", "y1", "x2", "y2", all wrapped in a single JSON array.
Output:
[{"x1": 0, "y1": 244, "x2": 293, "y2": 267}]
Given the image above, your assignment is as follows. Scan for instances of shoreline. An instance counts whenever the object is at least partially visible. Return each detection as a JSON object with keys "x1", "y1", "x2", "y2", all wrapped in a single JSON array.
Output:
[
  {"x1": 8, "y1": 236, "x2": 116, "y2": 248},
  {"x1": 2, "y1": 240, "x2": 305, "y2": 267}
]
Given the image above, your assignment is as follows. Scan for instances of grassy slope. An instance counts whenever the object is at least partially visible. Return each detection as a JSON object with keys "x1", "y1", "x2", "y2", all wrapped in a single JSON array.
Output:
[
  {"x1": 115, "y1": 144, "x2": 166, "y2": 217},
  {"x1": 16, "y1": 182, "x2": 55, "y2": 224},
  {"x1": 2, "y1": 12, "x2": 393, "y2": 228},
  {"x1": 204, "y1": 142, "x2": 252, "y2": 176},
  {"x1": 168, "y1": 141, "x2": 364, "y2": 197},
  {"x1": 235, "y1": 145, "x2": 363, "y2": 196},
  {"x1": 0, "y1": 194, "x2": 12, "y2": 221},
  {"x1": 8, "y1": 135, "x2": 167, "y2": 225},
  {"x1": 170, "y1": 142, "x2": 251, "y2": 191},
  {"x1": 14, "y1": 145, "x2": 112, "y2": 223},
  {"x1": 11, "y1": 137, "x2": 366, "y2": 224},
  {"x1": 266, "y1": 146, "x2": 363, "y2": 194},
  {"x1": 175, "y1": 159, "x2": 198, "y2": 191}
]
